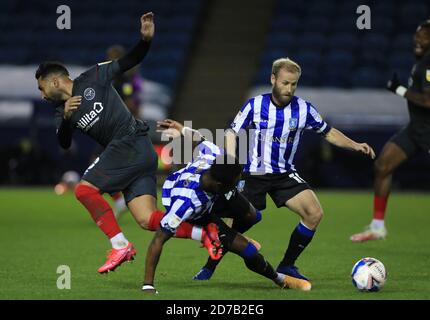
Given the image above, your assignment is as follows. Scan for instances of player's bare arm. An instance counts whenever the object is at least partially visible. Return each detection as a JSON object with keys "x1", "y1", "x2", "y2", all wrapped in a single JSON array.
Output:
[
  {"x1": 143, "y1": 229, "x2": 172, "y2": 294},
  {"x1": 156, "y1": 119, "x2": 184, "y2": 139},
  {"x1": 157, "y1": 119, "x2": 205, "y2": 148},
  {"x1": 324, "y1": 127, "x2": 376, "y2": 159},
  {"x1": 387, "y1": 73, "x2": 430, "y2": 109}
]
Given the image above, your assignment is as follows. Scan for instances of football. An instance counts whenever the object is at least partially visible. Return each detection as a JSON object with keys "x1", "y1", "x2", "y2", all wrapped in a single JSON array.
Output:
[{"x1": 351, "y1": 257, "x2": 387, "y2": 292}]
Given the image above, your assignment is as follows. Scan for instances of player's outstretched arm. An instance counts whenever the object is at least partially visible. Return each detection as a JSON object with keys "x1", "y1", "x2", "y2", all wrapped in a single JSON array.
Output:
[
  {"x1": 143, "y1": 229, "x2": 172, "y2": 294},
  {"x1": 387, "y1": 72, "x2": 430, "y2": 109},
  {"x1": 157, "y1": 119, "x2": 205, "y2": 148},
  {"x1": 324, "y1": 127, "x2": 376, "y2": 159},
  {"x1": 117, "y1": 12, "x2": 155, "y2": 73}
]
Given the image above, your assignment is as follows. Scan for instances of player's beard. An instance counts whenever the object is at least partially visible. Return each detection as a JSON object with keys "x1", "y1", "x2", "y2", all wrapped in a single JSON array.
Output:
[
  {"x1": 416, "y1": 46, "x2": 430, "y2": 59},
  {"x1": 272, "y1": 85, "x2": 292, "y2": 106},
  {"x1": 47, "y1": 91, "x2": 65, "y2": 105}
]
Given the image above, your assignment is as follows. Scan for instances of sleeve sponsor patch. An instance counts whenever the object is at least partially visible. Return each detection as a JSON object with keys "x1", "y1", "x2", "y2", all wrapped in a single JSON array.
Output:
[{"x1": 167, "y1": 213, "x2": 182, "y2": 229}]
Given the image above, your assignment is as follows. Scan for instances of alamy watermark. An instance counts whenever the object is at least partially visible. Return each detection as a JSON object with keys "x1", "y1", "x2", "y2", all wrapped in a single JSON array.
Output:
[
  {"x1": 57, "y1": 5, "x2": 71, "y2": 30},
  {"x1": 356, "y1": 5, "x2": 371, "y2": 30},
  {"x1": 56, "y1": 265, "x2": 71, "y2": 289},
  {"x1": 159, "y1": 121, "x2": 295, "y2": 170}
]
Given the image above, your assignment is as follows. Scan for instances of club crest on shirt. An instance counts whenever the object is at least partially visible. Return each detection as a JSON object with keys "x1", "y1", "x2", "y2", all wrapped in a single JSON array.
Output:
[
  {"x1": 289, "y1": 118, "x2": 298, "y2": 130},
  {"x1": 426, "y1": 70, "x2": 430, "y2": 82},
  {"x1": 236, "y1": 180, "x2": 245, "y2": 192},
  {"x1": 84, "y1": 87, "x2": 95, "y2": 101}
]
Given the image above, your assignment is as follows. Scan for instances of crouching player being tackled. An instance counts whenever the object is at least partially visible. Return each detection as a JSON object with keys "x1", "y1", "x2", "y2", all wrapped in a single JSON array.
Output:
[
  {"x1": 142, "y1": 121, "x2": 309, "y2": 294},
  {"x1": 35, "y1": 13, "x2": 216, "y2": 274}
]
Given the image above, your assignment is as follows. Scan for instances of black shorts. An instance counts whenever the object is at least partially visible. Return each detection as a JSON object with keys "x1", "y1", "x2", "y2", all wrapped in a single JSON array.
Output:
[
  {"x1": 82, "y1": 132, "x2": 158, "y2": 203},
  {"x1": 241, "y1": 171, "x2": 311, "y2": 210},
  {"x1": 191, "y1": 213, "x2": 238, "y2": 250},
  {"x1": 210, "y1": 189, "x2": 254, "y2": 219},
  {"x1": 189, "y1": 190, "x2": 254, "y2": 227},
  {"x1": 390, "y1": 125, "x2": 430, "y2": 157},
  {"x1": 191, "y1": 193, "x2": 252, "y2": 251}
]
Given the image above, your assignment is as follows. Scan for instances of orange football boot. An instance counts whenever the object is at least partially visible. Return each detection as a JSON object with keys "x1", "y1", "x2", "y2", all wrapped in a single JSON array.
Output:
[
  {"x1": 98, "y1": 242, "x2": 136, "y2": 273},
  {"x1": 201, "y1": 223, "x2": 223, "y2": 260}
]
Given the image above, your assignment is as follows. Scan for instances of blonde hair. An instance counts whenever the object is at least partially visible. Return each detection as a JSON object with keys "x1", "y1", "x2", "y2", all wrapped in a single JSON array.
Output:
[{"x1": 272, "y1": 58, "x2": 301, "y2": 77}]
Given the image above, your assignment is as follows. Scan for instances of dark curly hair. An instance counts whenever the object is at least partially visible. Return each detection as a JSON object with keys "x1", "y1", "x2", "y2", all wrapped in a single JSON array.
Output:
[{"x1": 35, "y1": 61, "x2": 69, "y2": 80}]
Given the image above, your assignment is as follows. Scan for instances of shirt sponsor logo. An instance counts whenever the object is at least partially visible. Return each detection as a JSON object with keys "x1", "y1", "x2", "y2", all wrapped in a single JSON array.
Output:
[
  {"x1": 257, "y1": 133, "x2": 289, "y2": 143},
  {"x1": 426, "y1": 70, "x2": 430, "y2": 82},
  {"x1": 84, "y1": 87, "x2": 95, "y2": 100},
  {"x1": 76, "y1": 102, "x2": 104, "y2": 131}
]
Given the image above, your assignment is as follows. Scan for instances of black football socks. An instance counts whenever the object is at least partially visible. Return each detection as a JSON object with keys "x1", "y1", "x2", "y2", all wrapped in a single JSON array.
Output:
[{"x1": 279, "y1": 222, "x2": 315, "y2": 268}]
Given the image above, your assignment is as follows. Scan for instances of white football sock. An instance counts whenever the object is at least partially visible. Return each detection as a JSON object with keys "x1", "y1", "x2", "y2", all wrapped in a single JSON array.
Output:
[
  {"x1": 191, "y1": 226, "x2": 203, "y2": 241},
  {"x1": 114, "y1": 197, "x2": 126, "y2": 212},
  {"x1": 371, "y1": 219, "x2": 385, "y2": 229},
  {"x1": 110, "y1": 232, "x2": 129, "y2": 249},
  {"x1": 275, "y1": 272, "x2": 285, "y2": 286}
]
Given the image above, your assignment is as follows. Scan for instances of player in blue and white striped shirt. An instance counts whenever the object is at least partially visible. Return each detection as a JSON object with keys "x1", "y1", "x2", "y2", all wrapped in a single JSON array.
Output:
[
  {"x1": 142, "y1": 120, "x2": 307, "y2": 294},
  {"x1": 194, "y1": 58, "x2": 376, "y2": 289},
  {"x1": 231, "y1": 90, "x2": 331, "y2": 173}
]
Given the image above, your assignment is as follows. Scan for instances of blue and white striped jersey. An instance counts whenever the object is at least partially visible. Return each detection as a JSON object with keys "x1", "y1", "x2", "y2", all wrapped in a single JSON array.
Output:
[
  {"x1": 160, "y1": 141, "x2": 223, "y2": 234},
  {"x1": 230, "y1": 93, "x2": 331, "y2": 173}
]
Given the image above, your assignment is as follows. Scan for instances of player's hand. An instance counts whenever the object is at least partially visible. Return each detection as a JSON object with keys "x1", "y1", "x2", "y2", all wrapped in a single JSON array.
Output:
[
  {"x1": 355, "y1": 143, "x2": 376, "y2": 159},
  {"x1": 386, "y1": 73, "x2": 400, "y2": 93},
  {"x1": 140, "y1": 12, "x2": 155, "y2": 41},
  {"x1": 63, "y1": 96, "x2": 82, "y2": 120},
  {"x1": 142, "y1": 284, "x2": 158, "y2": 295},
  {"x1": 157, "y1": 119, "x2": 183, "y2": 139}
]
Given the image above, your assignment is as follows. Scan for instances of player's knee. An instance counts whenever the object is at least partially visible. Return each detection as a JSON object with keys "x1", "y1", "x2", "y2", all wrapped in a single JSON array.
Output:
[
  {"x1": 128, "y1": 203, "x2": 158, "y2": 230},
  {"x1": 374, "y1": 158, "x2": 392, "y2": 177},
  {"x1": 244, "y1": 209, "x2": 262, "y2": 226},
  {"x1": 137, "y1": 210, "x2": 164, "y2": 231},
  {"x1": 134, "y1": 214, "x2": 152, "y2": 230},
  {"x1": 303, "y1": 206, "x2": 323, "y2": 229},
  {"x1": 137, "y1": 218, "x2": 151, "y2": 230}
]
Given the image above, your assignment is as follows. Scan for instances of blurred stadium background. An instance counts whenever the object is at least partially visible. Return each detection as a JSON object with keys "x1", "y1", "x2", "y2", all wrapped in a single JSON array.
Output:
[{"x1": 0, "y1": 0, "x2": 429, "y2": 188}]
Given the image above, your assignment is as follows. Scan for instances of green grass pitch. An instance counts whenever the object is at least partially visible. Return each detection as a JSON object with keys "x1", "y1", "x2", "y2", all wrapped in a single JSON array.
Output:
[{"x1": 0, "y1": 188, "x2": 429, "y2": 300}]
